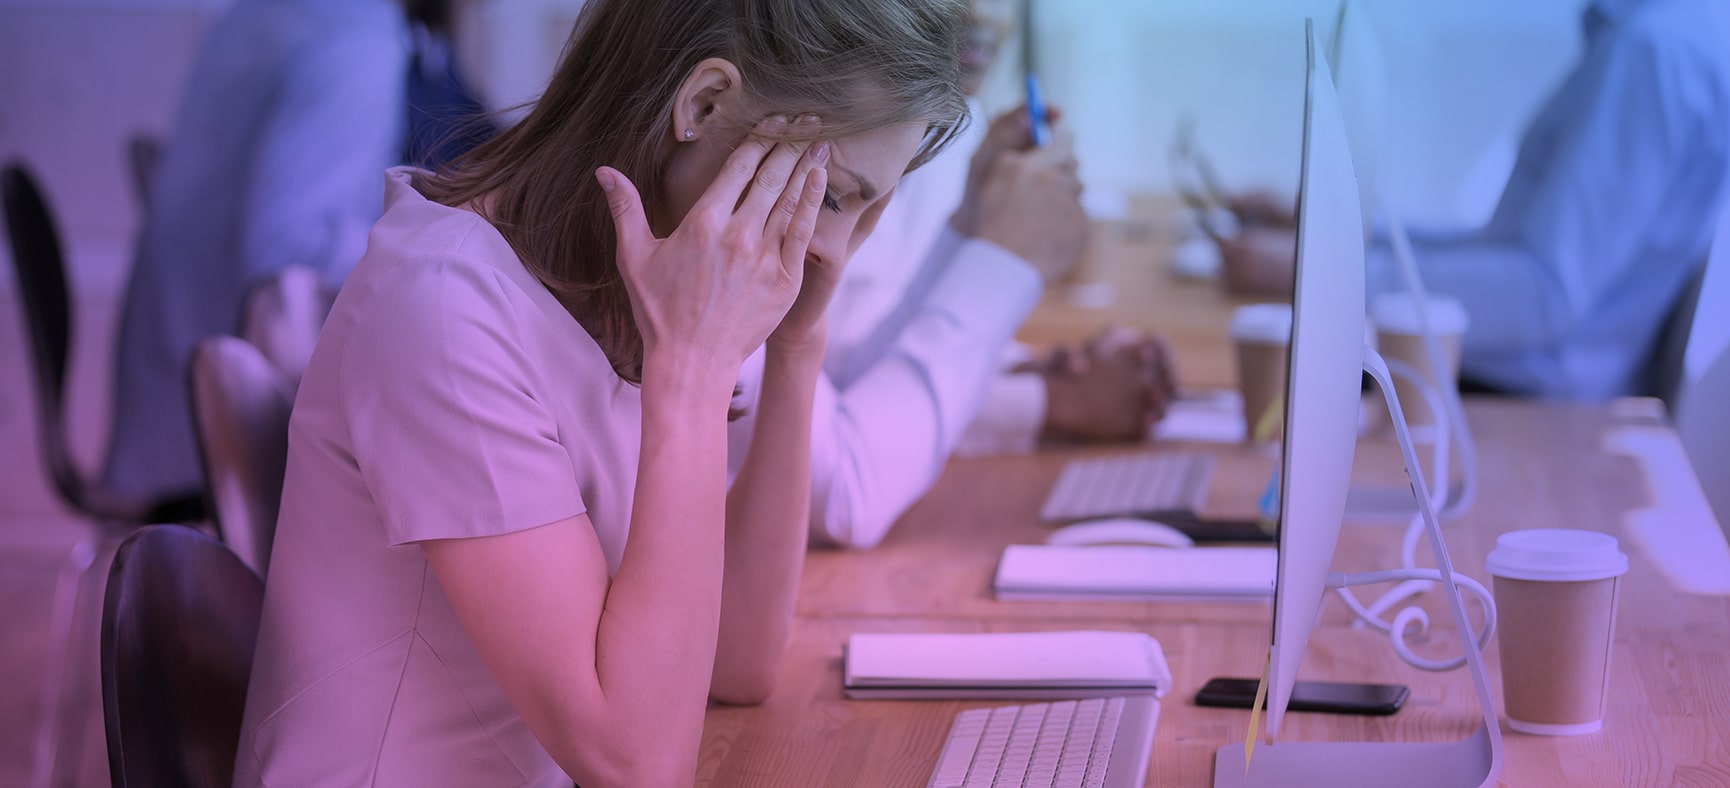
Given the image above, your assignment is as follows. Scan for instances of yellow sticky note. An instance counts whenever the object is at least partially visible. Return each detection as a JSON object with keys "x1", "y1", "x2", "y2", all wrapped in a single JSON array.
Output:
[
  {"x1": 1244, "y1": 651, "x2": 1271, "y2": 774},
  {"x1": 1252, "y1": 394, "x2": 1284, "y2": 444},
  {"x1": 1253, "y1": 394, "x2": 1284, "y2": 537}
]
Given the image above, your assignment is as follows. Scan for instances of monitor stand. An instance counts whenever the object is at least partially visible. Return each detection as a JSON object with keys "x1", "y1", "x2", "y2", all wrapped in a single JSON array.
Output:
[{"x1": 1211, "y1": 347, "x2": 1504, "y2": 788}]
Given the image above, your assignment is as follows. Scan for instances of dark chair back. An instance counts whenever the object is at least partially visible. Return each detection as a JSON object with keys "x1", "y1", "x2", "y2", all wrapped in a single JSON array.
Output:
[
  {"x1": 2, "y1": 163, "x2": 83, "y2": 508},
  {"x1": 2, "y1": 162, "x2": 204, "y2": 524},
  {"x1": 127, "y1": 136, "x2": 162, "y2": 212},
  {"x1": 100, "y1": 525, "x2": 263, "y2": 788},
  {"x1": 189, "y1": 337, "x2": 294, "y2": 576}
]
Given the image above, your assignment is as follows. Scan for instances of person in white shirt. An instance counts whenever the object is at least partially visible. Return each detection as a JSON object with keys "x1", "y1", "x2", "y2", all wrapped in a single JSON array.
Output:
[
  {"x1": 1218, "y1": 0, "x2": 1730, "y2": 401},
  {"x1": 728, "y1": 0, "x2": 1177, "y2": 550}
]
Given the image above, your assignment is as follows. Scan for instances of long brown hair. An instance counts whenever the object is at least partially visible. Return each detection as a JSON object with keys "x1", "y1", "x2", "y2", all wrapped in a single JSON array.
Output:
[{"x1": 417, "y1": 0, "x2": 970, "y2": 383}]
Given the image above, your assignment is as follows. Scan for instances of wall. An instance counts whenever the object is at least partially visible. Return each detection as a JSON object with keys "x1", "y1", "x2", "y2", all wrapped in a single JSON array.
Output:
[
  {"x1": 0, "y1": 0, "x2": 1592, "y2": 295},
  {"x1": 1025, "y1": 0, "x2": 1589, "y2": 227},
  {"x1": 0, "y1": 1, "x2": 223, "y2": 295}
]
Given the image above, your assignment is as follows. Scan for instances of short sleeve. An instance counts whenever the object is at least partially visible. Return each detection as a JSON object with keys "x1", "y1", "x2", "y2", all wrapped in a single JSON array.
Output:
[{"x1": 338, "y1": 255, "x2": 585, "y2": 545}]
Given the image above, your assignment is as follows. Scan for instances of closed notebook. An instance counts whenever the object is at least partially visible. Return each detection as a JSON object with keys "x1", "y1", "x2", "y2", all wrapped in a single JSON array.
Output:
[
  {"x1": 993, "y1": 544, "x2": 1276, "y2": 601},
  {"x1": 842, "y1": 630, "x2": 1171, "y2": 700}
]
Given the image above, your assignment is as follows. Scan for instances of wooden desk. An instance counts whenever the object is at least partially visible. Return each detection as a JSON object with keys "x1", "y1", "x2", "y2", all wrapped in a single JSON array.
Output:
[
  {"x1": 699, "y1": 400, "x2": 1730, "y2": 786},
  {"x1": 1017, "y1": 197, "x2": 1267, "y2": 391}
]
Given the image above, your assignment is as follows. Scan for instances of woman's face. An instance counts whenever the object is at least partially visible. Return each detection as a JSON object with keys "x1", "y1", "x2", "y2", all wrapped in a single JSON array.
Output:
[{"x1": 660, "y1": 121, "x2": 930, "y2": 273}]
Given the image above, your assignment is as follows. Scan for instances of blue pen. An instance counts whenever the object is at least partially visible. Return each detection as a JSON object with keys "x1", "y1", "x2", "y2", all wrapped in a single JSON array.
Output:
[{"x1": 1024, "y1": 72, "x2": 1050, "y2": 147}]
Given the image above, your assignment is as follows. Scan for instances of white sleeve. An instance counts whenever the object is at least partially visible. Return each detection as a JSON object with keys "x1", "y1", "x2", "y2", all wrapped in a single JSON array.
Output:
[
  {"x1": 812, "y1": 231, "x2": 1042, "y2": 548},
  {"x1": 728, "y1": 228, "x2": 1043, "y2": 549},
  {"x1": 953, "y1": 371, "x2": 1047, "y2": 458}
]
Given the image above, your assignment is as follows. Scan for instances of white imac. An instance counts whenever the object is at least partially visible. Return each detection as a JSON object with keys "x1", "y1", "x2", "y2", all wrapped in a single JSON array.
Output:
[
  {"x1": 1329, "y1": 0, "x2": 1481, "y2": 526},
  {"x1": 1211, "y1": 23, "x2": 1502, "y2": 788}
]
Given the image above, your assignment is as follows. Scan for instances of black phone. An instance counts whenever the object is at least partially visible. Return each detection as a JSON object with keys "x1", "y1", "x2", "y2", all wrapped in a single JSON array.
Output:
[{"x1": 1194, "y1": 677, "x2": 1408, "y2": 716}]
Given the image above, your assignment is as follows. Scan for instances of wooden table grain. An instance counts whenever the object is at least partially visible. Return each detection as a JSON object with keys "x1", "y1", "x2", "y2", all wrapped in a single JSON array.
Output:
[
  {"x1": 698, "y1": 212, "x2": 1730, "y2": 786},
  {"x1": 1016, "y1": 197, "x2": 1265, "y2": 391},
  {"x1": 701, "y1": 400, "x2": 1730, "y2": 787}
]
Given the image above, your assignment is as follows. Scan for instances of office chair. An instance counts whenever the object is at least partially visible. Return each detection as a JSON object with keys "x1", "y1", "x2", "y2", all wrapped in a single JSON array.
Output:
[
  {"x1": 189, "y1": 337, "x2": 294, "y2": 576},
  {"x1": 1673, "y1": 208, "x2": 1730, "y2": 533},
  {"x1": 126, "y1": 136, "x2": 162, "y2": 213},
  {"x1": 101, "y1": 525, "x2": 263, "y2": 788},
  {"x1": 240, "y1": 264, "x2": 332, "y2": 389},
  {"x1": 1, "y1": 163, "x2": 205, "y2": 523}
]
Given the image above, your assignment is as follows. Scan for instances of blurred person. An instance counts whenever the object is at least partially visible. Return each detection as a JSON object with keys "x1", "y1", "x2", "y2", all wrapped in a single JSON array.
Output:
[
  {"x1": 105, "y1": 0, "x2": 490, "y2": 500},
  {"x1": 232, "y1": 0, "x2": 970, "y2": 784},
  {"x1": 403, "y1": 0, "x2": 497, "y2": 168},
  {"x1": 1218, "y1": 0, "x2": 1730, "y2": 400},
  {"x1": 727, "y1": 0, "x2": 1178, "y2": 550}
]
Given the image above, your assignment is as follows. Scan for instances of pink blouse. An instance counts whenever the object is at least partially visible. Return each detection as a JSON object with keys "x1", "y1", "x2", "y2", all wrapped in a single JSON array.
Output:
[{"x1": 234, "y1": 168, "x2": 640, "y2": 786}]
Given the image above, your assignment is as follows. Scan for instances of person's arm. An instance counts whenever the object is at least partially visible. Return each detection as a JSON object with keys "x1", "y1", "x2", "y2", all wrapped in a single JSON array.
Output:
[
  {"x1": 1376, "y1": 26, "x2": 1724, "y2": 360},
  {"x1": 711, "y1": 343, "x2": 821, "y2": 703},
  {"x1": 953, "y1": 360, "x2": 1048, "y2": 457},
  {"x1": 805, "y1": 230, "x2": 1043, "y2": 548},
  {"x1": 421, "y1": 123, "x2": 828, "y2": 785},
  {"x1": 337, "y1": 257, "x2": 739, "y2": 787},
  {"x1": 422, "y1": 364, "x2": 735, "y2": 787},
  {"x1": 241, "y1": 17, "x2": 408, "y2": 287},
  {"x1": 724, "y1": 230, "x2": 1043, "y2": 550},
  {"x1": 761, "y1": 112, "x2": 1095, "y2": 548}
]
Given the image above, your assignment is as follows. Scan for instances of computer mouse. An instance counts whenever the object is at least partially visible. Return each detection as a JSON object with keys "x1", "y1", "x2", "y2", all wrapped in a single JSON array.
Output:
[{"x1": 1045, "y1": 518, "x2": 1196, "y2": 549}]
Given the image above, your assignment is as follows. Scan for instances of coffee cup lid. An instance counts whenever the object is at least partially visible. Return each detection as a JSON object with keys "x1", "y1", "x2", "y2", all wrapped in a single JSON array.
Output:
[
  {"x1": 1230, "y1": 304, "x2": 1292, "y2": 344},
  {"x1": 1372, "y1": 294, "x2": 1469, "y2": 335},
  {"x1": 1485, "y1": 529, "x2": 1629, "y2": 582}
]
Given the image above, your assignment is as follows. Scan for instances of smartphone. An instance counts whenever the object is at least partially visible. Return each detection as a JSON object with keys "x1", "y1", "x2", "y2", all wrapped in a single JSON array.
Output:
[{"x1": 1195, "y1": 677, "x2": 1408, "y2": 716}]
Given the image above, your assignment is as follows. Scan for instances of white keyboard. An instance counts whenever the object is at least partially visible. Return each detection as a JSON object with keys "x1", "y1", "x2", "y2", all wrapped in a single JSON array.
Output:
[
  {"x1": 926, "y1": 696, "x2": 1160, "y2": 788},
  {"x1": 1040, "y1": 452, "x2": 1214, "y2": 522}
]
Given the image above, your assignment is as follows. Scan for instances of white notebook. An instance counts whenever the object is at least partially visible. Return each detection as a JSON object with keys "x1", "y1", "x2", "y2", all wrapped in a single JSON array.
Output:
[
  {"x1": 993, "y1": 544, "x2": 1276, "y2": 601},
  {"x1": 843, "y1": 630, "x2": 1171, "y2": 700}
]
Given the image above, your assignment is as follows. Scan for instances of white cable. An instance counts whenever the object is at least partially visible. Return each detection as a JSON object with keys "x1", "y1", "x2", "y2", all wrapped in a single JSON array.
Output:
[
  {"x1": 1383, "y1": 205, "x2": 1479, "y2": 520},
  {"x1": 1340, "y1": 361, "x2": 1447, "y2": 625},
  {"x1": 1328, "y1": 568, "x2": 1497, "y2": 672},
  {"x1": 1380, "y1": 358, "x2": 1450, "y2": 514}
]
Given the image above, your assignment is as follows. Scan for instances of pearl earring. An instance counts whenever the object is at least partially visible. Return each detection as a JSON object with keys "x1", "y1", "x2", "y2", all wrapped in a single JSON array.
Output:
[{"x1": 683, "y1": 128, "x2": 695, "y2": 140}]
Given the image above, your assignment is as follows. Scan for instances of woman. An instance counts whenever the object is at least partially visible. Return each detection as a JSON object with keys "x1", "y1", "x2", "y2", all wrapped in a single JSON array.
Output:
[{"x1": 232, "y1": 0, "x2": 969, "y2": 785}]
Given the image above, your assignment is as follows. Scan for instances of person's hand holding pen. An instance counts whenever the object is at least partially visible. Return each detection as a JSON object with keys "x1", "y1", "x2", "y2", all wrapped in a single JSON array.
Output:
[{"x1": 950, "y1": 105, "x2": 1088, "y2": 282}]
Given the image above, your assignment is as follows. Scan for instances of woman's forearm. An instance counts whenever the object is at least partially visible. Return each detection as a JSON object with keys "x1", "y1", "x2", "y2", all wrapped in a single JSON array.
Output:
[
  {"x1": 591, "y1": 354, "x2": 737, "y2": 782},
  {"x1": 712, "y1": 345, "x2": 822, "y2": 703}
]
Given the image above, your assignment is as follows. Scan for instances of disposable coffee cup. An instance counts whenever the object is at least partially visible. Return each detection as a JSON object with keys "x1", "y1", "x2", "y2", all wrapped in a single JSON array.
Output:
[
  {"x1": 1371, "y1": 294, "x2": 1468, "y2": 428},
  {"x1": 1230, "y1": 304, "x2": 1292, "y2": 442},
  {"x1": 1485, "y1": 529, "x2": 1629, "y2": 735}
]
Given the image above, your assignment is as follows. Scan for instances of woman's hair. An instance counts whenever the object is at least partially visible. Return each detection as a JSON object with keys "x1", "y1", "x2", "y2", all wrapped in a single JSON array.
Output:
[{"x1": 417, "y1": 0, "x2": 971, "y2": 383}]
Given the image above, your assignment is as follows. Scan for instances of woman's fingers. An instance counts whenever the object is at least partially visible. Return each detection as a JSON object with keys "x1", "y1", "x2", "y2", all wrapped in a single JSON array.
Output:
[
  {"x1": 738, "y1": 139, "x2": 812, "y2": 227},
  {"x1": 780, "y1": 165, "x2": 827, "y2": 277},
  {"x1": 597, "y1": 167, "x2": 655, "y2": 264},
  {"x1": 692, "y1": 119, "x2": 784, "y2": 216},
  {"x1": 767, "y1": 141, "x2": 829, "y2": 242}
]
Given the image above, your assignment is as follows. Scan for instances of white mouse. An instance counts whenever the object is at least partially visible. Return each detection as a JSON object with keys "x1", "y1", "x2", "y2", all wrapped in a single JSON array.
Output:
[{"x1": 1045, "y1": 518, "x2": 1195, "y2": 549}]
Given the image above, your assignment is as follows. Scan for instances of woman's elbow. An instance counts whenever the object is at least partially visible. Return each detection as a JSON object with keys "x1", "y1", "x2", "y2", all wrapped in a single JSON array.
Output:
[
  {"x1": 559, "y1": 733, "x2": 695, "y2": 788},
  {"x1": 817, "y1": 506, "x2": 892, "y2": 551},
  {"x1": 709, "y1": 662, "x2": 782, "y2": 706}
]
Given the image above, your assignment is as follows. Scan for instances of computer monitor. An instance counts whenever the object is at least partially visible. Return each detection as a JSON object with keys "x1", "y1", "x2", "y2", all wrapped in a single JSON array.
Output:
[
  {"x1": 1214, "y1": 22, "x2": 1501, "y2": 788},
  {"x1": 1262, "y1": 17, "x2": 1367, "y2": 742}
]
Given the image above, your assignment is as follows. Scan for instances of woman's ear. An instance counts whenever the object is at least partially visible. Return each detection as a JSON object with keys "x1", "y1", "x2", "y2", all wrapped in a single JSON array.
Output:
[{"x1": 671, "y1": 57, "x2": 745, "y2": 143}]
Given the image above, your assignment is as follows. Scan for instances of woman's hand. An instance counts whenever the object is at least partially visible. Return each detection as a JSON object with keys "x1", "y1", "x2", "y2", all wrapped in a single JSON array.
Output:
[
  {"x1": 1034, "y1": 328, "x2": 1179, "y2": 443},
  {"x1": 599, "y1": 117, "x2": 831, "y2": 374}
]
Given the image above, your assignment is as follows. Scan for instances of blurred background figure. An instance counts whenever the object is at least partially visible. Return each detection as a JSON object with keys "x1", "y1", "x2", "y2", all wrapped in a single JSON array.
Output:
[
  {"x1": 103, "y1": 0, "x2": 491, "y2": 501},
  {"x1": 1218, "y1": 0, "x2": 1730, "y2": 401},
  {"x1": 727, "y1": 0, "x2": 1178, "y2": 550}
]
